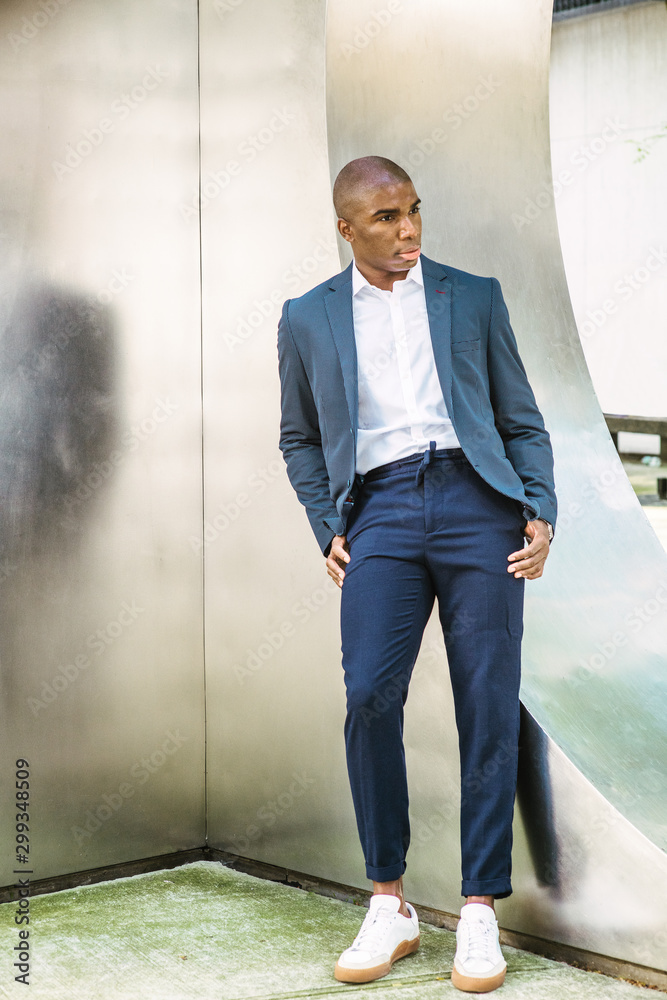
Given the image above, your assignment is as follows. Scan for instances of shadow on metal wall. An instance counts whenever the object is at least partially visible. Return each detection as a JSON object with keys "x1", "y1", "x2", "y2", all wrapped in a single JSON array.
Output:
[{"x1": 0, "y1": 284, "x2": 117, "y2": 554}]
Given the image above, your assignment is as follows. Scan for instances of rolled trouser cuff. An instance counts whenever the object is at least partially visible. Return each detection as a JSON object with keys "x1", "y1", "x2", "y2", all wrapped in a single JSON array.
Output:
[
  {"x1": 366, "y1": 860, "x2": 407, "y2": 882},
  {"x1": 461, "y1": 876, "x2": 512, "y2": 899}
]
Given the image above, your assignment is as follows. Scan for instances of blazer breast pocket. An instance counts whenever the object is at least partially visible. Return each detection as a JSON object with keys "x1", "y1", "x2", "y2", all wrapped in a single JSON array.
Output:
[{"x1": 451, "y1": 338, "x2": 480, "y2": 354}]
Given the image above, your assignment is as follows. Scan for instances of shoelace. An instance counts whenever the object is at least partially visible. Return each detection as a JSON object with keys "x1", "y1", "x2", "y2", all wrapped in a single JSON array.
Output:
[
  {"x1": 461, "y1": 918, "x2": 494, "y2": 962},
  {"x1": 350, "y1": 905, "x2": 399, "y2": 952}
]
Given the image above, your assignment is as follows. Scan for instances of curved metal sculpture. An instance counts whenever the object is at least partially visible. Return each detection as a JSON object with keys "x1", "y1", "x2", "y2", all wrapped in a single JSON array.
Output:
[{"x1": 323, "y1": 0, "x2": 667, "y2": 970}]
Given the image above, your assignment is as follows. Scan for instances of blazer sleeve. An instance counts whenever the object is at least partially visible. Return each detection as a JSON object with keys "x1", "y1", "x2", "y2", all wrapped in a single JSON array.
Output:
[
  {"x1": 486, "y1": 278, "x2": 557, "y2": 529},
  {"x1": 277, "y1": 300, "x2": 341, "y2": 554}
]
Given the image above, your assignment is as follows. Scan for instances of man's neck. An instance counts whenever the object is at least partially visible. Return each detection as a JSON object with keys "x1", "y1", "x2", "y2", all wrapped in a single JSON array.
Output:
[{"x1": 353, "y1": 260, "x2": 410, "y2": 292}]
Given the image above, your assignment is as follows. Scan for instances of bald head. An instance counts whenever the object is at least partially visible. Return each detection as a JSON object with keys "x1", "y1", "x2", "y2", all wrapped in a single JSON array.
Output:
[
  {"x1": 333, "y1": 156, "x2": 412, "y2": 221},
  {"x1": 332, "y1": 157, "x2": 421, "y2": 288}
]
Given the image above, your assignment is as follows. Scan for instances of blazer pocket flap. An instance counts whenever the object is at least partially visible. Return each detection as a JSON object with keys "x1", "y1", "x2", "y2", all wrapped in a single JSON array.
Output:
[{"x1": 452, "y1": 338, "x2": 480, "y2": 354}]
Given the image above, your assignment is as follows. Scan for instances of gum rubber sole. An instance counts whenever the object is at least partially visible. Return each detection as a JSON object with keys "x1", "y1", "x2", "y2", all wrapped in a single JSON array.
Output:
[
  {"x1": 451, "y1": 963, "x2": 506, "y2": 993},
  {"x1": 334, "y1": 934, "x2": 420, "y2": 983}
]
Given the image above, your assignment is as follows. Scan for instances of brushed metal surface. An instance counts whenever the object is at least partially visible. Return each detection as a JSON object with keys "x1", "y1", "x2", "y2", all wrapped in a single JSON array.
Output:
[
  {"x1": 0, "y1": 0, "x2": 205, "y2": 882},
  {"x1": 1, "y1": 0, "x2": 665, "y2": 975},
  {"x1": 204, "y1": 0, "x2": 667, "y2": 972},
  {"x1": 324, "y1": 0, "x2": 667, "y2": 967},
  {"x1": 204, "y1": 0, "x2": 667, "y2": 973},
  {"x1": 200, "y1": 0, "x2": 357, "y2": 881}
]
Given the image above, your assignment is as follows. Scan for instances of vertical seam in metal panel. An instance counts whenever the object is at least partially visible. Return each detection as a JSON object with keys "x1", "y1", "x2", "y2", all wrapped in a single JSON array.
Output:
[{"x1": 197, "y1": 0, "x2": 208, "y2": 849}]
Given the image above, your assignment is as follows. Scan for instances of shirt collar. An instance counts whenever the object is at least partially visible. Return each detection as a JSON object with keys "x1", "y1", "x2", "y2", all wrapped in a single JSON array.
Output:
[{"x1": 352, "y1": 255, "x2": 424, "y2": 296}]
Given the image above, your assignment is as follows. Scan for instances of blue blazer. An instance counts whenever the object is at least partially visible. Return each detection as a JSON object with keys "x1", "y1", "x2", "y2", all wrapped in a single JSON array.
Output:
[{"x1": 278, "y1": 254, "x2": 557, "y2": 554}]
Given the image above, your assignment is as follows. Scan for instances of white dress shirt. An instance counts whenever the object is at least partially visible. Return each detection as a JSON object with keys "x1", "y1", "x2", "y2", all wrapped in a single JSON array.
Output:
[{"x1": 352, "y1": 257, "x2": 460, "y2": 475}]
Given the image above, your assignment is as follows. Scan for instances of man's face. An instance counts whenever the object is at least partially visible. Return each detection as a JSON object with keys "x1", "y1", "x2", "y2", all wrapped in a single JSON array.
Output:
[{"x1": 338, "y1": 179, "x2": 422, "y2": 284}]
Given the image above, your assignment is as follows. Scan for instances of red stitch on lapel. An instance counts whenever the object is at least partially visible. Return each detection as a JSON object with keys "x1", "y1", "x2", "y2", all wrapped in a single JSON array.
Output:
[{"x1": 436, "y1": 290, "x2": 447, "y2": 294}]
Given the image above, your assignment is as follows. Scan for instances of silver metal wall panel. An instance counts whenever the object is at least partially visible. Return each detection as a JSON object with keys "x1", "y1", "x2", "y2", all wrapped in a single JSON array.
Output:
[
  {"x1": 0, "y1": 0, "x2": 205, "y2": 882},
  {"x1": 199, "y1": 0, "x2": 364, "y2": 884}
]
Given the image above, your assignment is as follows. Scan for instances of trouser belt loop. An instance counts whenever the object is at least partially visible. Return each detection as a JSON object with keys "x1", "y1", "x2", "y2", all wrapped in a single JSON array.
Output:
[{"x1": 415, "y1": 440, "x2": 438, "y2": 486}]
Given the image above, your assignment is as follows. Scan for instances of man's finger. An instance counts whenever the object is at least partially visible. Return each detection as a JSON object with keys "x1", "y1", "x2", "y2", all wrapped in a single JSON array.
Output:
[
  {"x1": 508, "y1": 549, "x2": 548, "y2": 577},
  {"x1": 326, "y1": 535, "x2": 349, "y2": 586},
  {"x1": 331, "y1": 545, "x2": 350, "y2": 564},
  {"x1": 509, "y1": 541, "x2": 547, "y2": 565}
]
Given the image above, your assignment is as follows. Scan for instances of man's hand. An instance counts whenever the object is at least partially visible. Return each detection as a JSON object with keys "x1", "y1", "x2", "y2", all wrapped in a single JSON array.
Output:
[
  {"x1": 507, "y1": 520, "x2": 551, "y2": 580},
  {"x1": 326, "y1": 534, "x2": 350, "y2": 588}
]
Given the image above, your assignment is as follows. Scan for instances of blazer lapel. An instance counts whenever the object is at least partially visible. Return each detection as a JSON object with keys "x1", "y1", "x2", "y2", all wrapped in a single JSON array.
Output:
[
  {"x1": 422, "y1": 257, "x2": 454, "y2": 415},
  {"x1": 324, "y1": 266, "x2": 358, "y2": 432}
]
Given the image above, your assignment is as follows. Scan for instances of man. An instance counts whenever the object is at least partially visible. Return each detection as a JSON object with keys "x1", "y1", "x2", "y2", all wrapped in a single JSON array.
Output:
[{"x1": 278, "y1": 156, "x2": 556, "y2": 993}]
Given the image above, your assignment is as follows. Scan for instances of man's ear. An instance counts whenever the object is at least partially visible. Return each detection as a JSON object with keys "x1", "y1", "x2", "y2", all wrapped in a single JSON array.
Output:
[{"x1": 337, "y1": 217, "x2": 354, "y2": 244}]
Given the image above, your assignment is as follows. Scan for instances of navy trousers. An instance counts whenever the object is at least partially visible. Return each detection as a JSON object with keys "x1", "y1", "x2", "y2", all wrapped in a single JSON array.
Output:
[{"x1": 340, "y1": 446, "x2": 525, "y2": 899}]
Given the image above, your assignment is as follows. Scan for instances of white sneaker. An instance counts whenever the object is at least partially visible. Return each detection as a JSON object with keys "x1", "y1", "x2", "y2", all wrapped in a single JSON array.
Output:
[
  {"x1": 334, "y1": 894, "x2": 420, "y2": 983},
  {"x1": 451, "y1": 903, "x2": 507, "y2": 993}
]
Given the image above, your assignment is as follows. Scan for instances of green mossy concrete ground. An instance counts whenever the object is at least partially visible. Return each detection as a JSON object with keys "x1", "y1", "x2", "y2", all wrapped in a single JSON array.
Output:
[{"x1": 0, "y1": 861, "x2": 659, "y2": 999}]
